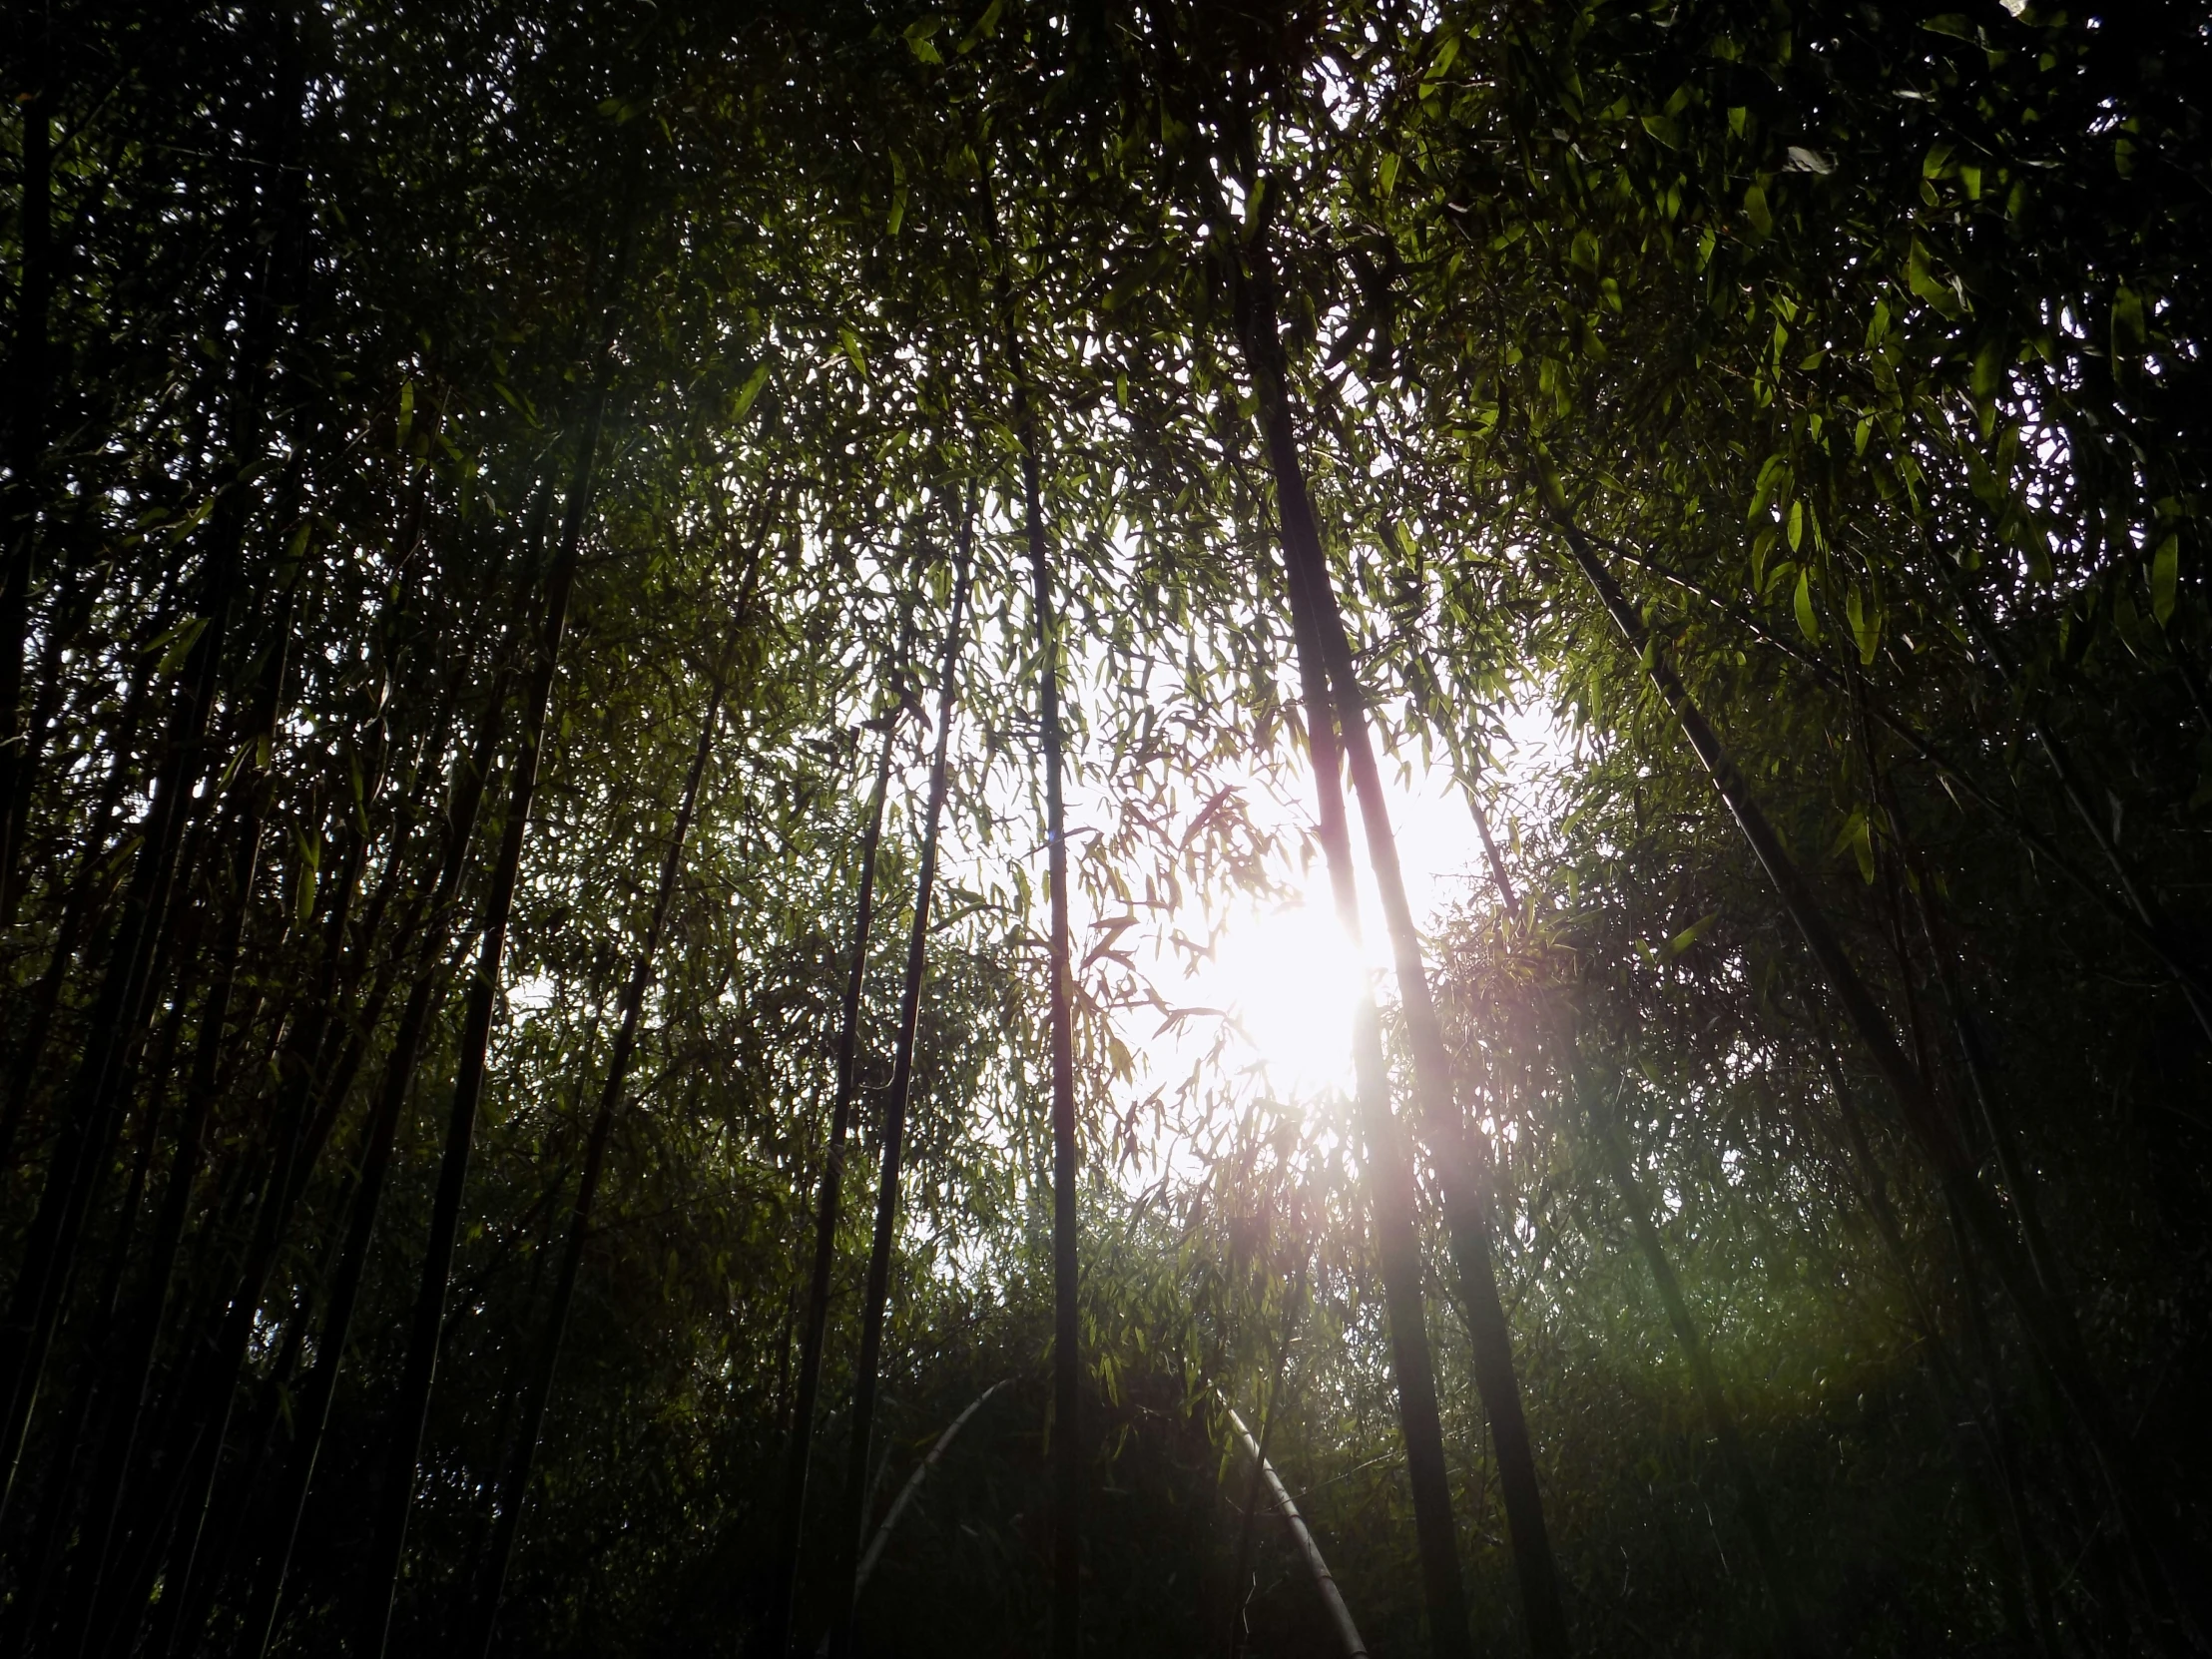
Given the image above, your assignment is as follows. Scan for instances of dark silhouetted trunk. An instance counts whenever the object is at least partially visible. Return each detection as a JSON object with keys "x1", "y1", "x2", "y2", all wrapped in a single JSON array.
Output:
[
  {"x1": 1014, "y1": 368, "x2": 1084, "y2": 1659},
  {"x1": 463, "y1": 668, "x2": 729, "y2": 1656},
  {"x1": 56, "y1": 591, "x2": 297, "y2": 1647},
  {"x1": 0, "y1": 27, "x2": 302, "y2": 1519},
  {"x1": 828, "y1": 529, "x2": 972, "y2": 1657},
  {"x1": 1293, "y1": 507, "x2": 1564, "y2": 1659},
  {"x1": 760, "y1": 656, "x2": 906, "y2": 1659},
  {"x1": 0, "y1": 610, "x2": 171, "y2": 1173},
  {"x1": 0, "y1": 65, "x2": 55, "y2": 918},
  {"x1": 1560, "y1": 518, "x2": 2202, "y2": 1647},
  {"x1": 1256, "y1": 421, "x2": 1471, "y2": 1658},
  {"x1": 0, "y1": 999, "x2": 174, "y2": 1656},
  {"x1": 985, "y1": 184, "x2": 1083, "y2": 1657},
  {"x1": 1230, "y1": 245, "x2": 1540, "y2": 1653},
  {"x1": 361, "y1": 273, "x2": 625, "y2": 1655},
  {"x1": 240, "y1": 667, "x2": 508, "y2": 1658},
  {"x1": 1850, "y1": 664, "x2": 2068, "y2": 1312}
]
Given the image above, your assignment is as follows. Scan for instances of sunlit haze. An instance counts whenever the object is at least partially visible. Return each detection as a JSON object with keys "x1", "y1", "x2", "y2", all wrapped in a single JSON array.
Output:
[
  {"x1": 1189, "y1": 892, "x2": 1364, "y2": 1100},
  {"x1": 1116, "y1": 706, "x2": 1561, "y2": 1139}
]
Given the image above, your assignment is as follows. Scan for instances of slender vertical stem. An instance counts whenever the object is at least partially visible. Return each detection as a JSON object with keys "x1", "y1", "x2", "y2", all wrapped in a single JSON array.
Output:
[
  {"x1": 1559, "y1": 517, "x2": 2201, "y2": 1646},
  {"x1": 0, "y1": 3, "x2": 306, "y2": 1542},
  {"x1": 830, "y1": 529, "x2": 973, "y2": 1656},
  {"x1": 1015, "y1": 392, "x2": 1084, "y2": 1659},
  {"x1": 1851, "y1": 665, "x2": 2067, "y2": 1307},
  {"x1": 985, "y1": 173, "x2": 1083, "y2": 1656},
  {"x1": 1258, "y1": 421, "x2": 1471, "y2": 1657},
  {"x1": 62, "y1": 594, "x2": 298, "y2": 1642},
  {"x1": 1297, "y1": 528, "x2": 1568, "y2": 1654},
  {"x1": 761, "y1": 619, "x2": 910, "y2": 1659},
  {"x1": 241, "y1": 671, "x2": 507, "y2": 1657},
  {"x1": 0, "y1": 623, "x2": 169, "y2": 1168},
  {"x1": 1817, "y1": 1028, "x2": 2053, "y2": 1657},
  {"x1": 1225, "y1": 233, "x2": 1522, "y2": 1652},
  {"x1": 0, "y1": 62, "x2": 55, "y2": 919},
  {"x1": 463, "y1": 667, "x2": 729, "y2": 1655},
  {"x1": 362, "y1": 268, "x2": 626, "y2": 1656},
  {"x1": 0, "y1": 222, "x2": 270, "y2": 1555}
]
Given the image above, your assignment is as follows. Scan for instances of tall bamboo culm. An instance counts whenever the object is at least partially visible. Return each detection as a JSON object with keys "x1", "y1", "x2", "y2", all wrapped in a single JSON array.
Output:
[
  {"x1": 1230, "y1": 228, "x2": 1564, "y2": 1654},
  {"x1": 361, "y1": 250, "x2": 628, "y2": 1656},
  {"x1": 828, "y1": 519, "x2": 973, "y2": 1657},
  {"x1": 1558, "y1": 515, "x2": 2203, "y2": 1650}
]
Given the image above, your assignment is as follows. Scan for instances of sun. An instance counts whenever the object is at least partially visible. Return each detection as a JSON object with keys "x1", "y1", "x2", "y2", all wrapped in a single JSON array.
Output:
[{"x1": 1210, "y1": 892, "x2": 1369, "y2": 1102}]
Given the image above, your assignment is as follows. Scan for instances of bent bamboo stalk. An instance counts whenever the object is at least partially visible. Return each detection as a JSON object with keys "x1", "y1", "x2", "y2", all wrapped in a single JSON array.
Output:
[
  {"x1": 852, "y1": 1379, "x2": 1009, "y2": 1598},
  {"x1": 1223, "y1": 1402, "x2": 1369, "y2": 1659}
]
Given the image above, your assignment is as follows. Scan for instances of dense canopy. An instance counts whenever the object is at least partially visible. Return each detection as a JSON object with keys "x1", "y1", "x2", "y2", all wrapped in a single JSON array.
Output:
[{"x1": 2, "y1": 3, "x2": 2209, "y2": 1656}]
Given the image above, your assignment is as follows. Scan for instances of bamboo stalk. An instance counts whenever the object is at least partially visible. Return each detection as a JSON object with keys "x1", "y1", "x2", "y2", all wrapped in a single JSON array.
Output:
[
  {"x1": 1223, "y1": 1401, "x2": 1368, "y2": 1659},
  {"x1": 761, "y1": 605, "x2": 912, "y2": 1659},
  {"x1": 852, "y1": 1379, "x2": 1007, "y2": 1595},
  {"x1": 1558, "y1": 515, "x2": 2205, "y2": 1648},
  {"x1": 830, "y1": 516, "x2": 974, "y2": 1658},
  {"x1": 464, "y1": 665, "x2": 731, "y2": 1656},
  {"x1": 361, "y1": 271, "x2": 627, "y2": 1655},
  {"x1": 1229, "y1": 225, "x2": 1538, "y2": 1654},
  {"x1": 995, "y1": 205, "x2": 1086, "y2": 1659},
  {"x1": 238, "y1": 670, "x2": 505, "y2": 1656}
]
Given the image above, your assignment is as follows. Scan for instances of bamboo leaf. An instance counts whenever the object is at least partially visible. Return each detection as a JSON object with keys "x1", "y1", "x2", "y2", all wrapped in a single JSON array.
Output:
[
  {"x1": 1830, "y1": 809, "x2": 1875, "y2": 883},
  {"x1": 2113, "y1": 284, "x2": 2146, "y2": 354},
  {"x1": 1846, "y1": 586, "x2": 1880, "y2": 665},
  {"x1": 733, "y1": 362, "x2": 771, "y2": 421},
  {"x1": 150, "y1": 614, "x2": 211, "y2": 676},
  {"x1": 1743, "y1": 183, "x2": 1772, "y2": 240},
  {"x1": 1665, "y1": 910, "x2": 1718, "y2": 957},
  {"x1": 1794, "y1": 567, "x2": 1822, "y2": 643},
  {"x1": 2152, "y1": 534, "x2": 2179, "y2": 626},
  {"x1": 1908, "y1": 240, "x2": 1962, "y2": 317},
  {"x1": 903, "y1": 16, "x2": 944, "y2": 63}
]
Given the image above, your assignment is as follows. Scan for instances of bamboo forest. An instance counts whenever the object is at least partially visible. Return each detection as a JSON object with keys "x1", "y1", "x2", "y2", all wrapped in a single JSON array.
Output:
[{"x1": 3, "y1": 1, "x2": 2210, "y2": 1654}]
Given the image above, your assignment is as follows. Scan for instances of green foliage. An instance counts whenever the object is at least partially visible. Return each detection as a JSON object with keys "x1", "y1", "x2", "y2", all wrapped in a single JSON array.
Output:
[{"x1": 0, "y1": 2, "x2": 2207, "y2": 1656}]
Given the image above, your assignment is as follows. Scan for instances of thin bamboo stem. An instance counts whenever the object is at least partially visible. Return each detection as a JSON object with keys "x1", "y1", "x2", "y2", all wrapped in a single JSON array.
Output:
[
  {"x1": 1223, "y1": 1401, "x2": 1368, "y2": 1659},
  {"x1": 830, "y1": 523, "x2": 973, "y2": 1658}
]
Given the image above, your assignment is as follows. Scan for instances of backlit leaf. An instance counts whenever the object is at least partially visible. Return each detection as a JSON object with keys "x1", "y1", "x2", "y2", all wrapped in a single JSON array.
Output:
[{"x1": 1795, "y1": 567, "x2": 1822, "y2": 643}]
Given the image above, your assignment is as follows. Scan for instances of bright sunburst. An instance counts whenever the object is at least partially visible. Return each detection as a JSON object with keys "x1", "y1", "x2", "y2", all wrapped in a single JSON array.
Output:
[{"x1": 1210, "y1": 892, "x2": 1369, "y2": 1102}]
